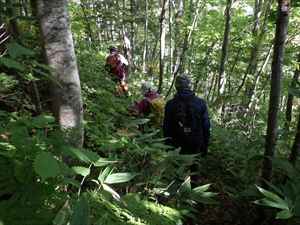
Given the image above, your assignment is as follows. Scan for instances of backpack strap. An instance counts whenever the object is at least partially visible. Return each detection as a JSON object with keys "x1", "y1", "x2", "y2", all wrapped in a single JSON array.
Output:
[{"x1": 144, "y1": 97, "x2": 151, "y2": 103}]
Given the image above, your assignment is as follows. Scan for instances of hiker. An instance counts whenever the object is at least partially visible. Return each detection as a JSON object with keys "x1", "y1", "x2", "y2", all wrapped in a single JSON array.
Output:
[
  {"x1": 131, "y1": 81, "x2": 159, "y2": 116},
  {"x1": 163, "y1": 74, "x2": 210, "y2": 188},
  {"x1": 106, "y1": 45, "x2": 129, "y2": 97}
]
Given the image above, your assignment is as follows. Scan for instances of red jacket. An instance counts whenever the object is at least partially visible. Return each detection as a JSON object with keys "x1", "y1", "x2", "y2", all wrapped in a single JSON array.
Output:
[{"x1": 131, "y1": 92, "x2": 158, "y2": 116}]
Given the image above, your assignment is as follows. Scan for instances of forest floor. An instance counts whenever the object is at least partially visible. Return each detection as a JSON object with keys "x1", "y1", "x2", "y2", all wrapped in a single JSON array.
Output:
[{"x1": 187, "y1": 175, "x2": 278, "y2": 225}]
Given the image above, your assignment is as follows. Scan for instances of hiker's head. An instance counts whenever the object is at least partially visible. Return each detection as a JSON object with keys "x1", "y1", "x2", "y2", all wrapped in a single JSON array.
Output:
[
  {"x1": 140, "y1": 81, "x2": 154, "y2": 96},
  {"x1": 175, "y1": 74, "x2": 192, "y2": 91},
  {"x1": 109, "y1": 45, "x2": 116, "y2": 53}
]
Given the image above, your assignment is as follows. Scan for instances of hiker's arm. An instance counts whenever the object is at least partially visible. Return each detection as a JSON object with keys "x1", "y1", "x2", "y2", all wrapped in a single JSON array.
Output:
[
  {"x1": 163, "y1": 101, "x2": 173, "y2": 144},
  {"x1": 201, "y1": 105, "x2": 211, "y2": 150},
  {"x1": 131, "y1": 99, "x2": 149, "y2": 115}
]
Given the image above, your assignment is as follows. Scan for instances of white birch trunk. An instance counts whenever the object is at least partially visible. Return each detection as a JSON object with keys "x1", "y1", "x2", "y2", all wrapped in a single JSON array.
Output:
[{"x1": 36, "y1": 0, "x2": 84, "y2": 148}]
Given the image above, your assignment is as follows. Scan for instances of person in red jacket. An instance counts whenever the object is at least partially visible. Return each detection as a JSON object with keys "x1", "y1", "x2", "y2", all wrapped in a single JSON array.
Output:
[{"x1": 131, "y1": 81, "x2": 159, "y2": 116}]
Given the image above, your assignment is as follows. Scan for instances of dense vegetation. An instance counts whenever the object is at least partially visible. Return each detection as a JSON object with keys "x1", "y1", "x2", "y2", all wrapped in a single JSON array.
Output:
[{"x1": 0, "y1": 0, "x2": 300, "y2": 224}]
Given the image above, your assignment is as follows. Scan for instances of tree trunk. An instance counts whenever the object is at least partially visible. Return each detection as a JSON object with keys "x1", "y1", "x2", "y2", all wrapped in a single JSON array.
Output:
[
  {"x1": 6, "y1": 0, "x2": 43, "y2": 116},
  {"x1": 238, "y1": 0, "x2": 274, "y2": 119},
  {"x1": 36, "y1": 0, "x2": 84, "y2": 148},
  {"x1": 218, "y1": 0, "x2": 233, "y2": 116},
  {"x1": 157, "y1": 0, "x2": 168, "y2": 94},
  {"x1": 142, "y1": 0, "x2": 148, "y2": 75},
  {"x1": 289, "y1": 111, "x2": 300, "y2": 167},
  {"x1": 285, "y1": 52, "x2": 300, "y2": 128},
  {"x1": 261, "y1": 0, "x2": 290, "y2": 191}
]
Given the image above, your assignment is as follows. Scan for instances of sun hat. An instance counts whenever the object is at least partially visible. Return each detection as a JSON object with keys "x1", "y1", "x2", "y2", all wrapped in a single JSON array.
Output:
[{"x1": 140, "y1": 81, "x2": 154, "y2": 96}]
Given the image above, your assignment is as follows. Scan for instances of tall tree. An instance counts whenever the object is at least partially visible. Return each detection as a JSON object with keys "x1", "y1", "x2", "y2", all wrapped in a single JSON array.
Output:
[
  {"x1": 285, "y1": 52, "x2": 300, "y2": 128},
  {"x1": 36, "y1": 0, "x2": 84, "y2": 148},
  {"x1": 218, "y1": 0, "x2": 234, "y2": 116},
  {"x1": 261, "y1": 0, "x2": 291, "y2": 191},
  {"x1": 238, "y1": 0, "x2": 274, "y2": 119},
  {"x1": 157, "y1": 0, "x2": 168, "y2": 94}
]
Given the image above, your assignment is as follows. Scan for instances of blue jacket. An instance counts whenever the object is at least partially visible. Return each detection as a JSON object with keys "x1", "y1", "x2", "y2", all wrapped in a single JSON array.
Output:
[{"x1": 163, "y1": 90, "x2": 210, "y2": 152}]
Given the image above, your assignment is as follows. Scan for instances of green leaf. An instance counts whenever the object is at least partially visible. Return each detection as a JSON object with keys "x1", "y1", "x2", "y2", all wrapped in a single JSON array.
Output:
[
  {"x1": 262, "y1": 179, "x2": 284, "y2": 197},
  {"x1": 61, "y1": 178, "x2": 81, "y2": 189},
  {"x1": 15, "y1": 15, "x2": 37, "y2": 21},
  {"x1": 72, "y1": 166, "x2": 90, "y2": 176},
  {"x1": 5, "y1": 43, "x2": 35, "y2": 59},
  {"x1": 34, "y1": 62, "x2": 67, "y2": 76},
  {"x1": 267, "y1": 156, "x2": 295, "y2": 179},
  {"x1": 276, "y1": 209, "x2": 293, "y2": 219},
  {"x1": 288, "y1": 87, "x2": 300, "y2": 98},
  {"x1": 193, "y1": 183, "x2": 211, "y2": 192},
  {"x1": 33, "y1": 152, "x2": 60, "y2": 181},
  {"x1": 69, "y1": 194, "x2": 90, "y2": 225},
  {"x1": 53, "y1": 200, "x2": 72, "y2": 225},
  {"x1": 254, "y1": 198, "x2": 288, "y2": 210},
  {"x1": 31, "y1": 115, "x2": 55, "y2": 127},
  {"x1": 0, "y1": 57, "x2": 25, "y2": 71},
  {"x1": 130, "y1": 118, "x2": 150, "y2": 125},
  {"x1": 31, "y1": 67, "x2": 62, "y2": 86},
  {"x1": 98, "y1": 163, "x2": 115, "y2": 183},
  {"x1": 93, "y1": 158, "x2": 119, "y2": 167},
  {"x1": 63, "y1": 147, "x2": 100, "y2": 163},
  {"x1": 104, "y1": 172, "x2": 139, "y2": 184},
  {"x1": 228, "y1": 149, "x2": 247, "y2": 160},
  {"x1": 256, "y1": 185, "x2": 289, "y2": 209}
]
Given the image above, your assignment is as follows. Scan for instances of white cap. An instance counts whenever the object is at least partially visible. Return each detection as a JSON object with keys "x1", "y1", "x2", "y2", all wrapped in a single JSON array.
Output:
[{"x1": 140, "y1": 81, "x2": 154, "y2": 96}]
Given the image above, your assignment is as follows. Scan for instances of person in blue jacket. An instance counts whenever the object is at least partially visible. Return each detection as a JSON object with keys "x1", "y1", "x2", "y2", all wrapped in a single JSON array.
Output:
[{"x1": 163, "y1": 74, "x2": 210, "y2": 188}]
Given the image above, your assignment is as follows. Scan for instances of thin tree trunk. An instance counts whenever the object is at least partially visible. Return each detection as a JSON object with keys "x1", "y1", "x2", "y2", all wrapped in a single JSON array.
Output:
[
  {"x1": 289, "y1": 111, "x2": 300, "y2": 167},
  {"x1": 261, "y1": 0, "x2": 290, "y2": 191},
  {"x1": 142, "y1": 0, "x2": 148, "y2": 75},
  {"x1": 238, "y1": 0, "x2": 274, "y2": 118},
  {"x1": 285, "y1": 52, "x2": 300, "y2": 128},
  {"x1": 157, "y1": 0, "x2": 168, "y2": 94},
  {"x1": 6, "y1": 0, "x2": 43, "y2": 116},
  {"x1": 218, "y1": 0, "x2": 233, "y2": 96},
  {"x1": 36, "y1": 0, "x2": 84, "y2": 148},
  {"x1": 165, "y1": 0, "x2": 201, "y2": 98}
]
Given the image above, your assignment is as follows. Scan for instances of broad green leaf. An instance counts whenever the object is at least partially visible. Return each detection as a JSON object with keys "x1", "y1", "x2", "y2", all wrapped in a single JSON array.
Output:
[
  {"x1": 151, "y1": 143, "x2": 175, "y2": 149},
  {"x1": 72, "y1": 166, "x2": 90, "y2": 176},
  {"x1": 63, "y1": 147, "x2": 100, "y2": 163},
  {"x1": 102, "y1": 183, "x2": 120, "y2": 199},
  {"x1": 15, "y1": 15, "x2": 37, "y2": 21},
  {"x1": 256, "y1": 185, "x2": 289, "y2": 209},
  {"x1": 93, "y1": 158, "x2": 119, "y2": 167},
  {"x1": 282, "y1": 181, "x2": 297, "y2": 203},
  {"x1": 276, "y1": 209, "x2": 293, "y2": 219},
  {"x1": 288, "y1": 87, "x2": 300, "y2": 98},
  {"x1": 228, "y1": 149, "x2": 247, "y2": 160},
  {"x1": 69, "y1": 193, "x2": 90, "y2": 225},
  {"x1": 267, "y1": 156, "x2": 295, "y2": 179},
  {"x1": 31, "y1": 115, "x2": 55, "y2": 127},
  {"x1": 33, "y1": 152, "x2": 60, "y2": 181},
  {"x1": 61, "y1": 178, "x2": 81, "y2": 189},
  {"x1": 5, "y1": 43, "x2": 35, "y2": 59},
  {"x1": 31, "y1": 67, "x2": 62, "y2": 86},
  {"x1": 193, "y1": 183, "x2": 211, "y2": 192},
  {"x1": 262, "y1": 179, "x2": 284, "y2": 197},
  {"x1": 53, "y1": 200, "x2": 72, "y2": 225},
  {"x1": 98, "y1": 163, "x2": 115, "y2": 183},
  {"x1": 130, "y1": 118, "x2": 150, "y2": 125},
  {"x1": 104, "y1": 172, "x2": 138, "y2": 184},
  {"x1": 178, "y1": 177, "x2": 191, "y2": 193},
  {"x1": 254, "y1": 198, "x2": 288, "y2": 210},
  {"x1": 34, "y1": 62, "x2": 67, "y2": 76},
  {"x1": 0, "y1": 57, "x2": 25, "y2": 71}
]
